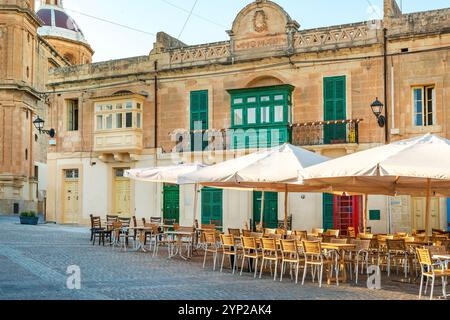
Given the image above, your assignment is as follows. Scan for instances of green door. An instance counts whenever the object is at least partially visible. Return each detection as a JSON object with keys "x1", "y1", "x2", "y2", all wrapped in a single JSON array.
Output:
[
  {"x1": 323, "y1": 193, "x2": 334, "y2": 231},
  {"x1": 190, "y1": 90, "x2": 209, "y2": 151},
  {"x1": 163, "y1": 184, "x2": 180, "y2": 223},
  {"x1": 324, "y1": 76, "x2": 346, "y2": 144},
  {"x1": 201, "y1": 187, "x2": 223, "y2": 226},
  {"x1": 253, "y1": 191, "x2": 278, "y2": 229}
]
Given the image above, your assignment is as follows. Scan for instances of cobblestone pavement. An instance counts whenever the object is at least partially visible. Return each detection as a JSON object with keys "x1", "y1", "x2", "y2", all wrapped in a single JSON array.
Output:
[{"x1": 0, "y1": 217, "x2": 430, "y2": 300}]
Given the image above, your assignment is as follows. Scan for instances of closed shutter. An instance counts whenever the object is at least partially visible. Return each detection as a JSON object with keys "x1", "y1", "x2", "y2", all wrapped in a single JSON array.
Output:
[
  {"x1": 324, "y1": 76, "x2": 346, "y2": 144},
  {"x1": 190, "y1": 90, "x2": 209, "y2": 151},
  {"x1": 323, "y1": 193, "x2": 334, "y2": 230},
  {"x1": 201, "y1": 188, "x2": 223, "y2": 225}
]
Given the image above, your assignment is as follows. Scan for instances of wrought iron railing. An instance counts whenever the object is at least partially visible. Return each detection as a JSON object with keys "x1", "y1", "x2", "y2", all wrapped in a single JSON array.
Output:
[{"x1": 291, "y1": 119, "x2": 362, "y2": 147}]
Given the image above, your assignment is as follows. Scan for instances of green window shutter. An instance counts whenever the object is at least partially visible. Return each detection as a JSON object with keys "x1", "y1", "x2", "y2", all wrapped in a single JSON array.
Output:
[
  {"x1": 253, "y1": 191, "x2": 278, "y2": 229},
  {"x1": 324, "y1": 76, "x2": 346, "y2": 144},
  {"x1": 190, "y1": 90, "x2": 209, "y2": 151},
  {"x1": 201, "y1": 188, "x2": 223, "y2": 225},
  {"x1": 323, "y1": 193, "x2": 334, "y2": 230},
  {"x1": 163, "y1": 185, "x2": 180, "y2": 223}
]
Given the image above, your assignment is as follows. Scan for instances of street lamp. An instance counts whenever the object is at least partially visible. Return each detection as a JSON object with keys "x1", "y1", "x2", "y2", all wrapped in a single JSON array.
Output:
[
  {"x1": 33, "y1": 116, "x2": 56, "y2": 138},
  {"x1": 370, "y1": 97, "x2": 386, "y2": 128}
]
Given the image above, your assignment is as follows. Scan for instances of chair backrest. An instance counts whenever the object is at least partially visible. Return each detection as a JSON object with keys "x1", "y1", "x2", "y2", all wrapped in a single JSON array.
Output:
[
  {"x1": 350, "y1": 239, "x2": 371, "y2": 251},
  {"x1": 330, "y1": 238, "x2": 348, "y2": 244},
  {"x1": 150, "y1": 217, "x2": 162, "y2": 223},
  {"x1": 242, "y1": 229, "x2": 252, "y2": 237},
  {"x1": 107, "y1": 215, "x2": 118, "y2": 224},
  {"x1": 112, "y1": 221, "x2": 123, "y2": 237},
  {"x1": 312, "y1": 228, "x2": 324, "y2": 235},
  {"x1": 204, "y1": 232, "x2": 218, "y2": 245},
  {"x1": 404, "y1": 237, "x2": 415, "y2": 243},
  {"x1": 202, "y1": 224, "x2": 216, "y2": 230},
  {"x1": 264, "y1": 228, "x2": 276, "y2": 235},
  {"x1": 394, "y1": 232, "x2": 408, "y2": 239},
  {"x1": 177, "y1": 226, "x2": 195, "y2": 233},
  {"x1": 347, "y1": 227, "x2": 356, "y2": 238},
  {"x1": 424, "y1": 245, "x2": 447, "y2": 256},
  {"x1": 276, "y1": 228, "x2": 286, "y2": 236},
  {"x1": 326, "y1": 229, "x2": 340, "y2": 237},
  {"x1": 261, "y1": 238, "x2": 277, "y2": 252},
  {"x1": 228, "y1": 228, "x2": 241, "y2": 237},
  {"x1": 267, "y1": 233, "x2": 282, "y2": 240},
  {"x1": 220, "y1": 234, "x2": 235, "y2": 247},
  {"x1": 250, "y1": 232, "x2": 264, "y2": 239},
  {"x1": 91, "y1": 216, "x2": 101, "y2": 228},
  {"x1": 302, "y1": 241, "x2": 321, "y2": 255},
  {"x1": 378, "y1": 234, "x2": 394, "y2": 241},
  {"x1": 436, "y1": 239, "x2": 450, "y2": 252},
  {"x1": 416, "y1": 248, "x2": 433, "y2": 267},
  {"x1": 142, "y1": 218, "x2": 146, "y2": 225},
  {"x1": 164, "y1": 218, "x2": 176, "y2": 226},
  {"x1": 280, "y1": 240, "x2": 297, "y2": 255},
  {"x1": 294, "y1": 230, "x2": 308, "y2": 240},
  {"x1": 359, "y1": 233, "x2": 374, "y2": 240},
  {"x1": 241, "y1": 236, "x2": 258, "y2": 250},
  {"x1": 118, "y1": 217, "x2": 131, "y2": 227},
  {"x1": 387, "y1": 239, "x2": 406, "y2": 251},
  {"x1": 322, "y1": 235, "x2": 334, "y2": 243}
]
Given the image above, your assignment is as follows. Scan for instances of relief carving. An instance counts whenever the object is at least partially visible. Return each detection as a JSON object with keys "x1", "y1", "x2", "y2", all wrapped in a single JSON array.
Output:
[{"x1": 253, "y1": 10, "x2": 268, "y2": 33}]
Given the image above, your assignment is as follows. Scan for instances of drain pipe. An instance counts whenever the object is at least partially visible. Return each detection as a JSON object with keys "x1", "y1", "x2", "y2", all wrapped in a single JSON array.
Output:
[
  {"x1": 154, "y1": 60, "x2": 159, "y2": 149},
  {"x1": 383, "y1": 28, "x2": 390, "y2": 143}
]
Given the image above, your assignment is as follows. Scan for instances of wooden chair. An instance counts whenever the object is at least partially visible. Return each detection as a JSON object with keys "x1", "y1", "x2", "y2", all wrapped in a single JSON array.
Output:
[
  {"x1": 264, "y1": 228, "x2": 276, "y2": 236},
  {"x1": 111, "y1": 221, "x2": 133, "y2": 251},
  {"x1": 311, "y1": 228, "x2": 324, "y2": 236},
  {"x1": 90, "y1": 215, "x2": 108, "y2": 246},
  {"x1": 242, "y1": 229, "x2": 252, "y2": 237},
  {"x1": 347, "y1": 239, "x2": 371, "y2": 284},
  {"x1": 275, "y1": 228, "x2": 286, "y2": 236},
  {"x1": 220, "y1": 234, "x2": 241, "y2": 274},
  {"x1": 203, "y1": 232, "x2": 222, "y2": 271},
  {"x1": 359, "y1": 233, "x2": 374, "y2": 240},
  {"x1": 294, "y1": 230, "x2": 308, "y2": 240},
  {"x1": 347, "y1": 227, "x2": 356, "y2": 238},
  {"x1": 330, "y1": 238, "x2": 348, "y2": 244},
  {"x1": 150, "y1": 217, "x2": 162, "y2": 223},
  {"x1": 280, "y1": 240, "x2": 302, "y2": 283},
  {"x1": 259, "y1": 238, "x2": 280, "y2": 281},
  {"x1": 301, "y1": 241, "x2": 336, "y2": 288},
  {"x1": 250, "y1": 232, "x2": 264, "y2": 239},
  {"x1": 201, "y1": 224, "x2": 216, "y2": 231},
  {"x1": 325, "y1": 229, "x2": 340, "y2": 238},
  {"x1": 228, "y1": 228, "x2": 241, "y2": 238},
  {"x1": 240, "y1": 236, "x2": 263, "y2": 278},
  {"x1": 386, "y1": 239, "x2": 411, "y2": 278},
  {"x1": 416, "y1": 247, "x2": 450, "y2": 300},
  {"x1": 164, "y1": 218, "x2": 176, "y2": 226}
]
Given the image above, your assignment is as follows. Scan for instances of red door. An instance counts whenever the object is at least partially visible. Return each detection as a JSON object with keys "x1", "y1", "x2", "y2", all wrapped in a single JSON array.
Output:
[{"x1": 333, "y1": 196, "x2": 361, "y2": 236}]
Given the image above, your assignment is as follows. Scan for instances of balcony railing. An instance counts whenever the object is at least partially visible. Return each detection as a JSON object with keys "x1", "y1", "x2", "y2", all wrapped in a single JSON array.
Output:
[
  {"x1": 291, "y1": 119, "x2": 362, "y2": 147},
  {"x1": 170, "y1": 119, "x2": 362, "y2": 153}
]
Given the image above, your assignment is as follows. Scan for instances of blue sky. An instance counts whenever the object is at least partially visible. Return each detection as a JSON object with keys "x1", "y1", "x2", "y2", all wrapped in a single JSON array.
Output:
[{"x1": 37, "y1": 0, "x2": 450, "y2": 62}]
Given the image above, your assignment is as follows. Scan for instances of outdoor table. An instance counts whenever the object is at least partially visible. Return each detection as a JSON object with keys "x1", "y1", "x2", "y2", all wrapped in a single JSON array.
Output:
[
  {"x1": 128, "y1": 227, "x2": 153, "y2": 252},
  {"x1": 165, "y1": 231, "x2": 195, "y2": 260},
  {"x1": 321, "y1": 243, "x2": 356, "y2": 285},
  {"x1": 432, "y1": 255, "x2": 450, "y2": 298}
]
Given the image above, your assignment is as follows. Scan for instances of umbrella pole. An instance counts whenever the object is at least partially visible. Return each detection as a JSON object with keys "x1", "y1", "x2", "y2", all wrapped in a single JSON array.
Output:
[
  {"x1": 193, "y1": 184, "x2": 198, "y2": 227},
  {"x1": 259, "y1": 192, "x2": 265, "y2": 231},
  {"x1": 363, "y1": 194, "x2": 368, "y2": 234},
  {"x1": 425, "y1": 179, "x2": 431, "y2": 241},
  {"x1": 284, "y1": 185, "x2": 288, "y2": 231}
]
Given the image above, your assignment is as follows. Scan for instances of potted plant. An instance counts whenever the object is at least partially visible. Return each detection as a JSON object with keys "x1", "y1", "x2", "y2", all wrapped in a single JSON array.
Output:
[{"x1": 20, "y1": 211, "x2": 39, "y2": 225}]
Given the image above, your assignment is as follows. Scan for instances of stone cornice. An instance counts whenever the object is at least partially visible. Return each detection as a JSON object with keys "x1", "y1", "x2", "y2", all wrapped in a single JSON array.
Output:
[{"x1": 0, "y1": 5, "x2": 42, "y2": 28}]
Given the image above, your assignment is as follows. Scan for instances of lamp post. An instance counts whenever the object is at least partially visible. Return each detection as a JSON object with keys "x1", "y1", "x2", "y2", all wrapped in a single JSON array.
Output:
[
  {"x1": 33, "y1": 116, "x2": 56, "y2": 138},
  {"x1": 370, "y1": 98, "x2": 386, "y2": 128}
]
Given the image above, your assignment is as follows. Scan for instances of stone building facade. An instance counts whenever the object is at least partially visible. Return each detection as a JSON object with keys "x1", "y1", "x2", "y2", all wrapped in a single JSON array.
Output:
[
  {"x1": 0, "y1": 0, "x2": 87, "y2": 215},
  {"x1": 43, "y1": 0, "x2": 449, "y2": 233}
]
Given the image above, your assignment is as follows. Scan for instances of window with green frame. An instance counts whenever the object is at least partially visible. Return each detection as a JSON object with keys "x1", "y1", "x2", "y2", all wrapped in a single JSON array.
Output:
[
  {"x1": 228, "y1": 85, "x2": 294, "y2": 149},
  {"x1": 190, "y1": 90, "x2": 209, "y2": 152}
]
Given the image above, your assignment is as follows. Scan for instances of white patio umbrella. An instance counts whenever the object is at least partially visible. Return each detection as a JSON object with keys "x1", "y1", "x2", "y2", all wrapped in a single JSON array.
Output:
[
  {"x1": 125, "y1": 163, "x2": 206, "y2": 225},
  {"x1": 178, "y1": 144, "x2": 330, "y2": 230},
  {"x1": 302, "y1": 134, "x2": 450, "y2": 237}
]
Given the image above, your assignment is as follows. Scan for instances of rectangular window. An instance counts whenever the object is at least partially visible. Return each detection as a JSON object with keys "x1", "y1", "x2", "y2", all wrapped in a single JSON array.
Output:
[
  {"x1": 274, "y1": 95, "x2": 284, "y2": 101},
  {"x1": 261, "y1": 106, "x2": 270, "y2": 123},
  {"x1": 105, "y1": 104, "x2": 113, "y2": 111},
  {"x1": 247, "y1": 97, "x2": 256, "y2": 103},
  {"x1": 96, "y1": 115, "x2": 103, "y2": 130},
  {"x1": 274, "y1": 105, "x2": 284, "y2": 122},
  {"x1": 413, "y1": 86, "x2": 435, "y2": 127},
  {"x1": 234, "y1": 109, "x2": 243, "y2": 126},
  {"x1": 96, "y1": 105, "x2": 103, "y2": 112},
  {"x1": 137, "y1": 113, "x2": 141, "y2": 128},
  {"x1": 126, "y1": 102, "x2": 133, "y2": 109},
  {"x1": 125, "y1": 112, "x2": 133, "y2": 128},
  {"x1": 234, "y1": 98, "x2": 243, "y2": 104},
  {"x1": 116, "y1": 103, "x2": 122, "y2": 110},
  {"x1": 247, "y1": 107, "x2": 256, "y2": 125},
  {"x1": 261, "y1": 96, "x2": 270, "y2": 102},
  {"x1": 137, "y1": 103, "x2": 141, "y2": 110},
  {"x1": 116, "y1": 113, "x2": 123, "y2": 129},
  {"x1": 67, "y1": 99, "x2": 79, "y2": 131},
  {"x1": 106, "y1": 114, "x2": 113, "y2": 129},
  {"x1": 65, "y1": 169, "x2": 79, "y2": 179}
]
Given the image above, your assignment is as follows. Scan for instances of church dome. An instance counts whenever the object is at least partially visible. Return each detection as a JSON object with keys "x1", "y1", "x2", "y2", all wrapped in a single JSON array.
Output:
[{"x1": 36, "y1": 3, "x2": 88, "y2": 44}]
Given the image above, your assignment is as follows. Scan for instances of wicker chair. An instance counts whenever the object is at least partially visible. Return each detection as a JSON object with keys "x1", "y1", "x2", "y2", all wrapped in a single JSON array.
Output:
[
  {"x1": 220, "y1": 234, "x2": 241, "y2": 274},
  {"x1": 240, "y1": 236, "x2": 263, "y2": 278},
  {"x1": 416, "y1": 248, "x2": 450, "y2": 300},
  {"x1": 259, "y1": 238, "x2": 280, "y2": 281},
  {"x1": 280, "y1": 240, "x2": 303, "y2": 283},
  {"x1": 301, "y1": 240, "x2": 336, "y2": 288},
  {"x1": 203, "y1": 232, "x2": 222, "y2": 271}
]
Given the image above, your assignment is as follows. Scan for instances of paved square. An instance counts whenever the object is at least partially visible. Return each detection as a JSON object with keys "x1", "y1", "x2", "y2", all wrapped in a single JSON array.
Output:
[{"x1": 0, "y1": 217, "x2": 424, "y2": 300}]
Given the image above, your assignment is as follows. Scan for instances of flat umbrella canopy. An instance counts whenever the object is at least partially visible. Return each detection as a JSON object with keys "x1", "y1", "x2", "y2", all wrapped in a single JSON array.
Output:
[
  {"x1": 177, "y1": 143, "x2": 330, "y2": 192},
  {"x1": 301, "y1": 134, "x2": 450, "y2": 197},
  {"x1": 125, "y1": 163, "x2": 207, "y2": 184}
]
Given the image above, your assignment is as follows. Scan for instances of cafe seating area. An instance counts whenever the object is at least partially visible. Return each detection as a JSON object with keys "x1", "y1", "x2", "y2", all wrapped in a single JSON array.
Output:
[{"x1": 89, "y1": 214, "x2": 450, "y2": 300}]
